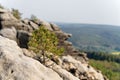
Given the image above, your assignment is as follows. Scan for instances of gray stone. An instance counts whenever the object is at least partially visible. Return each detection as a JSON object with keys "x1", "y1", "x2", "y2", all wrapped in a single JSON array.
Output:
[
  {"x1": 62, "y1": 55, "x2": 105, "y2": 80},
  {"x1": 29, "y1": 21, "x2": 39, "y2": 30},
  {"x1": 0, "y1": 36, "x2": 63, "y2": 80},
  {"x1": 22, "y1": 48, "x2": 36, "y2": 58},
  {"x1": 0, "y1": 8, "x2": 8, "y2": 13},
  {"x1": 22, "y1": 19, "x2": 38, "y2": 30},
  {"x1": 17, "y1": 30, "x2": 32, "y2": 48},
  {"x1": 1, "y1": 20, "x2": 22, "y2": 29},
  {"x1": 0, "y1": 9, "x2": 17, "y2": 21},
  {"x1": 0, "y1": 27, "x2": 17, "y2": 41},
  {"x1": 50, "y1": 23, "x2": 61, "y2": 31},
  {"x1": 45, "y1": 59, "x2": 80, "y2": 80},
  {"x1": 64, "y1": 41, "x2": 72, "y2": 46},
  {"x1": 1, "y1": 21, "x2": 33, "y2": 32},
  {"x1": 55, "y1": 31, "x2": 71, "y2": 40},
  {"x1": 32, "y1": 19, "x2": 53, "y2": 31},
  {"x1": 22, "y1": 19, "x2": 29, "y2": 25},
  {"x1": 21, "y1": 24, "x2": 33, "y2": 32}
]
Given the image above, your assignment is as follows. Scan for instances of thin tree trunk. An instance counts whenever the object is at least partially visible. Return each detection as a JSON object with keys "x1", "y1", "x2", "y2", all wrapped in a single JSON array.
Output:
[{"x1": 42, "y1": 50, "x2": 45, "y2": 64}]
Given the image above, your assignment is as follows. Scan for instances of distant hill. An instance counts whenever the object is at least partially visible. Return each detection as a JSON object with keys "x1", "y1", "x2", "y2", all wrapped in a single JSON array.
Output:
[{"x1": 56, "y1": 23, "x2": 120, "y2": 53}]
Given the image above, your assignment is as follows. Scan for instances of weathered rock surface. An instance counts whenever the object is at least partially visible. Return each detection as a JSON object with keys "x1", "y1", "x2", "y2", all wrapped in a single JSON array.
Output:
[
  {"x1": 0, "y1": 8, "x2": 107, "y2": 80},
  {"x1": 45, "y1": 58, "x2": 80, "y2": 80},
  {"x1": 29, "y1": 21, "x2": 39, "y2": 30},
  {"x1": 50, "y1": 23, "x2": 61, "y2": 31},
  {"x1": 0, "y1": 9, "x2": 17, "y2": 21},
  {"x1": 0, "y1": 36, "x2": 63, "y2": 80},
  {"x1": 0, "y1": 27, "x2": 17, "y2": 41},
  {"x1": 22, "y1": 48, "x2": 36, "y2": 58},
  {"x1": 32, "y1": 19, "x2": 53, "y2": 31},
  {"x1": 17, "y1": 30, "x2": 31, "y2": 48},
  {"x1": 61, "y1": 56, "x2": 105, "y2": 80}
]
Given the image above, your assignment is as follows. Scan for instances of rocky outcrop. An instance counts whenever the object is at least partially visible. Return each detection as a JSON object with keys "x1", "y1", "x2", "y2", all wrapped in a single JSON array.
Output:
[
  {"x1": 0, "y1": 27, "x2": 17, "y2": 41},
  {"x1": 0, "y1": 9, "x2": 17, "y2": 21},
  {"x1": 36, "y1": 54, "x2": 105, "y2": 80},
  {"x1": 61, "y1": 56, "x2": 105, "y2": 80},
  {"x1": 0, "y1": 35, "x2": 63, "y2": 80},
  {"x1": 44, "y1": 57, "x2": 80, "y2": 80},
  {"x1": 0, "y1": 8, "x2": 107, "y2": 80},
  {"x1": 17, "y1": 30, "x2": 32, "y2": 48}
]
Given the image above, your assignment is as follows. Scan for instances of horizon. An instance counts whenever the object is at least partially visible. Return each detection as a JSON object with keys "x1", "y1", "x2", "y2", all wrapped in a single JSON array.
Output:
[
  {"x1": 0, "y1": 0, "x2": 120, "y2": 26},
  {"x1": 54, "y1": 21, "x2": 120, "y2": 27}
]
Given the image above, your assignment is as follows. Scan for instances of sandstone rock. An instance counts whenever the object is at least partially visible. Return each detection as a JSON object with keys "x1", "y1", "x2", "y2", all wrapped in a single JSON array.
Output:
[
  {"x1": 0, "y1": 36, "x2": 62, "y2": 80},
  {"x1": 1, "y1": 20, "x2": 22, "y2": 28},
  {"x1": 0, "y1": 9, "x2": 17, "y2": 21},
  {"x1": 22, "y1": 48, "x2": 36, "y2": 58},
  {"x1": 62, "y1": 55, "x2": 105, "y2": 80},
  {"x1": 32, "y1": 19, "x2": 53, "y2": 31},
  {"x1": 45, "y1": 59, "x2": 80, "y2": 80},
  {"x1": 17, "y1": 30, "x2": 32, "y2": 48},
  {"x1": 21, "y1": 24, "x2": 33, "y2": 32},
  {"x1": 52, "y1": 65, "x2": 80, "y2": 80},
  {"x1": 50, "y1": 23, "x2": 61, "y2": 31},
  {"x1": 64, "y1": 45, "x2": 77, "y2": 55},
  {"x1": 72, "y1": 53, "x2": 89, "y2": 63},
  {"x1": 0, "y1": 8, "x2": 8, "y2": 13},
  {"x1": 67, "y1": 33, "x2": 72, "y2": 37},
  {"x1": 1, "y1": 20, "x2": 33, "y2": 32},
  {"x1": 0, "y1": 27, "x2": 17, "y2": 41},
  {"x1": 28, "y1": 21, "x2": 39, "y2": 30},
  {"x1": 22, "y1": 19, "x2": 29, "y2": 25},
  {"x1": 62, "y1": 56, "x2": 86, "y2": 73},
  {"x1": 55, "y1": 31, "x2": 71, "y2": 40},
  {"x1": 21, "y1": 19, "x2": 34, "y2": 32},
  {"x1": 43, "y1": 23, "x2": 53, "y2": 31},
  {"x1": 64, "y1": 41, "x2": 72, "y2": 46}
]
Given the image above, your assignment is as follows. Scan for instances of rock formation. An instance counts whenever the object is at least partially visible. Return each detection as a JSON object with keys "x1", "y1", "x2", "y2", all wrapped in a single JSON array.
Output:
[
  {"x1": 0, "y1": 8, "x2": 107, "y2": 80},
  {"x1": 0, "y1": 36, "x2": 63, "y2": 80}
]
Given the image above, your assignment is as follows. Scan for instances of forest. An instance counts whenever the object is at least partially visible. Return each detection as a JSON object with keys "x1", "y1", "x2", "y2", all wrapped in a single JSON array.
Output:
[{"x1": 58, "y1": 23, "x2": 120, "y2": 53}]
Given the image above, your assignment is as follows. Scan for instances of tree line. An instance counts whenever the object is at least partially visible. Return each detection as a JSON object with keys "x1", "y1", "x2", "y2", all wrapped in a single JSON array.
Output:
[{"x1": 85, "y1": 51, "x2": 120, "y2": 63}]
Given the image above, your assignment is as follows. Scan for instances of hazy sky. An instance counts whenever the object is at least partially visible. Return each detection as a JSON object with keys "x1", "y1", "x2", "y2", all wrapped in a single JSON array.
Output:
[{"x1": 0, "y1": 0, "x2": 120, "y2": 26}]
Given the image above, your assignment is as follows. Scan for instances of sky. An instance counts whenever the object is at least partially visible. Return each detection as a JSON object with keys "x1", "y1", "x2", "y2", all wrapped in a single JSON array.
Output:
[{"x1": 0, "y1": 0, "x2": 120, "y2": 26}]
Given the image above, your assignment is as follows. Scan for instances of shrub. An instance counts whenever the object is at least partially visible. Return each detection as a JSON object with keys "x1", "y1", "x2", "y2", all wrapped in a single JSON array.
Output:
[
  {"x1": 30, "y1": 14, "x2": 38, "y2": 22},
  {"x1": 0, "y1": 4, "x2": 4, "y2": 9},
  {"x1": 11, "y1": 8, "x2": 21, "y2": 19},
  {"x1": 28, "y1": 26, "x2": 64, "y2": 63}
]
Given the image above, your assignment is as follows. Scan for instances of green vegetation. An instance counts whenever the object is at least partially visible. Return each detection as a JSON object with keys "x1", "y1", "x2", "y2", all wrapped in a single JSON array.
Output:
[
  {"x1": 86, "y1": 51, "x2": 120, "y2": 63},
  {"x1": 28, "y1": 26, "x2": 64, "y2": 63},
  {"x1": 89, "y1": 59, "x2": 120, "y2": 80},
  {"x1": 58, "y1": 23, "x2": 120, "y2": 53},
  {"x1": 0, "y1": 4, "x2": 4, "y2": 9},
  {"x1": 30, "y1": 14, "x2": 38, "y2": 22},
  {"x1": 112, "y1": 52, "x2": 120, "y2": 55},
  {"x1": 12, "y1": 8, "x2": 21, "y2": 19},
  {"x1": 82, "y1": 51, "x2": 120, "y2": 80}
]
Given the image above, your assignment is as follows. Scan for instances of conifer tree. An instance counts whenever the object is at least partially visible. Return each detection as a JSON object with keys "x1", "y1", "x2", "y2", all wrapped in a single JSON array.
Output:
[
  {"x1": 28, "y1": 26, "x2": 64, "y2": 63},
  {"x1": 12, "y1": 8, "x2": 21, "y2": 19}
]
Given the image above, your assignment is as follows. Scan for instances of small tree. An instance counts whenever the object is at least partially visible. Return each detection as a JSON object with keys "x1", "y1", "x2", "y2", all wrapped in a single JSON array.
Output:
[
  {"x1": 0, "y1": 4, "x2": 4, "y2": 9},
  {"x1": 12, "y1": 8, "x2": 22, "y2": 19},
  {"x1": 30, "y1": 14, "x2": 38, "y2": 22},
  {"x1": 28, "y1": 26, "x2": 64, "y2": 63}
]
